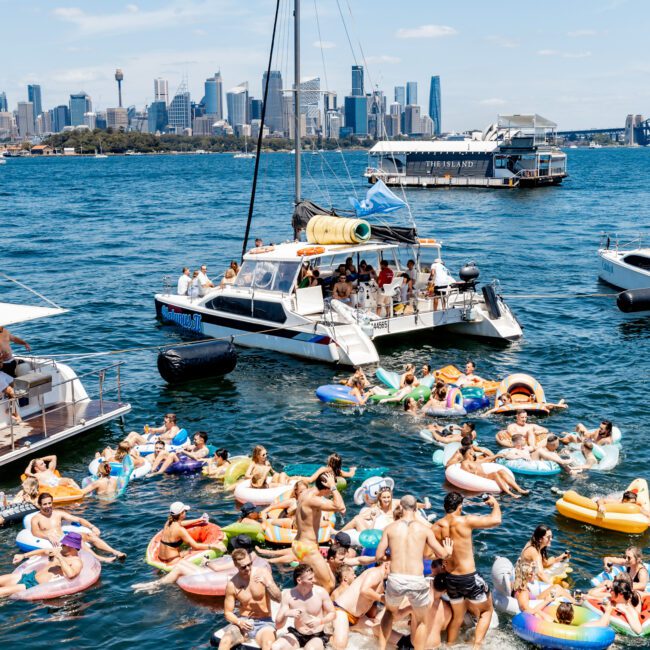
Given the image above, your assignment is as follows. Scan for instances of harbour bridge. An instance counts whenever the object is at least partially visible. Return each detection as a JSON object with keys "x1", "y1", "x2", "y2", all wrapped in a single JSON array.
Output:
[{"x1": 557, "y1": 119, "x2": 650, "y2": 145}]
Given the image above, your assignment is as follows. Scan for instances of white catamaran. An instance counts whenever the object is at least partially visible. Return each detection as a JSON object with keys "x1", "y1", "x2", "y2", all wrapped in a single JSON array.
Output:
[{"x1": 154, "y1": 0, "x2": 523, "y2": 366}]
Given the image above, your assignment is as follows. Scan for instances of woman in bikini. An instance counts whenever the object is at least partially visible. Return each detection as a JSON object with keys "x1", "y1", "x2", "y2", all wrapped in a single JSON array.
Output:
[
  {"x1": 519, "y1": 524, "x2": 570, "y2": 585},
  {"x1": 245, "y1": 445, "x2": 290, "y2": 488},
  {"x1": 303, "y1": 453, "x2": 357, "y2": 485},
  {"x1": 603, "y1": 546, "x2": 648, "y2": 596},
  {"x1": 459, "y1": 446, "x2": 530, "y2": 499}
]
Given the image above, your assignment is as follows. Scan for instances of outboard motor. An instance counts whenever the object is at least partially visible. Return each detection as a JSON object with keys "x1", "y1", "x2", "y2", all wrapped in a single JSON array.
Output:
[{"x1": 459, "y1": 262, "x2": 480, "y2": 288}]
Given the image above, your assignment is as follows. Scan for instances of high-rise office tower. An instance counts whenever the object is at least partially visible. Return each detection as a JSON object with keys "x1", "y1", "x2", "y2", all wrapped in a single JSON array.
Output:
[
  {"x1": 262, "y1": 70, "x2": 283, "y2": 133},
  {"x1": 0, "y1": 91, "x2": 7, "y2": 112},
  {"x1": 226, "y1": 82, "x2": 249, "y2": 128},
  {"x1": 148, "y1": 101, "x2": 168, "y2": 133},
  {"x1": 69, "y1": 92, "x2": 92, "y2": 126},
  {"x1": 300, "y1": 76, "x2": 320, "y2": 135},
  {"x1": 50, "y1": 105, "x2": 70, "y2": 132},
  {"x1": 17, "y1": 102, "x2": 35, "y2": 138},
  {"x1": 168, "y1": 91, "x2": 192, "y2": 131},
  {"x1": 404, "y1": 104, "x2": 422, "y2": 135},
  {"x1": 154, "y1": 78, "x2": 169, "y2": 105},
  {"x1": 394, "y1": 86, "x2": 405, "y2": 110},
  {"x1": 204, "y1": 72, "x2": 223, "y2": 119},
  {"x1": 406, "y1": 81, "x2": 417, "y2": 107},
  {"x1": 28, "y1": 84, "x2": 42, "y2": 119},
  {"x1": 428, "y1": 76, "x2": 441, "y2": 136},
  {"x1": 249, "y1": 98, "x2": 263, "y2": 121},
  {"x1": 323, "y1": 92, "x2": 337, "y2": 113},
  {"x1": 344, "y1": 96, "x2": 368, "y2": 135},
  {"x1": 351, "y1": 65, "x2": 364, "y2": 96},
  {"x1": 106, "y1": 107, "x2": 128, "y2": 130}
]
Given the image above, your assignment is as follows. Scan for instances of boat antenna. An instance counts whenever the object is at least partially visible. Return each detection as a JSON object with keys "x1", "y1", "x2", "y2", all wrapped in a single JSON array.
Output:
[
  {"x1": 294, "y1": 0, "x2": 301, "y2": 206},
  {"x1": 241, "y1": 0, "x2": 282, "y2": 261}
]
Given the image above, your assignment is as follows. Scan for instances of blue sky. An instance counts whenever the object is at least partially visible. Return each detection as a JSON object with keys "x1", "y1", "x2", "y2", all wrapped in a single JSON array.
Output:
[{"x1": 2, "y1": 0, "x2": 648, "y2": 130}]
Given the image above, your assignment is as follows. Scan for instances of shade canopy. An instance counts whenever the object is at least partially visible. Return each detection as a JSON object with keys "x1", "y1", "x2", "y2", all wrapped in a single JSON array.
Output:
[{"x1": 0, "y1": 303, "x2": 67, "y2": 327}]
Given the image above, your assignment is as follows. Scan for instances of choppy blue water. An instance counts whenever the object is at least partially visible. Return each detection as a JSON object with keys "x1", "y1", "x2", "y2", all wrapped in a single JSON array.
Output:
[{"x1": 1, "y1": 149, "x2": 649, "y2": 649}]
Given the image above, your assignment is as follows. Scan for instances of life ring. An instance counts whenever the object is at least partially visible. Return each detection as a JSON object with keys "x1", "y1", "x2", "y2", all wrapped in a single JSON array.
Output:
[
  {"x1": 418, "y1": 238, "x2": 437, "y2": 245},
  {"x1": 249, "y1": 245, "x2": 275, "y2": 254},
  {"x1": 296, "y1": 246, "x2": 325, "y2": 257}
]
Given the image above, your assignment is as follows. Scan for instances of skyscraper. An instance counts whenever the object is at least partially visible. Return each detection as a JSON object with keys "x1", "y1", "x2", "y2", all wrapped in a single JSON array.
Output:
[
  {"x1": 69, "y1": 92, "x2": 92, "y2": 126},
  {"x1": 300, "y1": 76, "x2": 320, "y2": 135},
  {"x1": 249, "y1": 98, "x2": 263, "y2": 121},
  {"x1": 154, "y1": 78, "x2": 169, "y2": 105},
  {"x1": 352, "y1": 65, "x2": 364, "y2": 96},
  {"x1": 394, "y1": 86, "x2": 405, "y2": 110},
  {"x1": 406, "y1": 81, "x2": 417, "y2": 107},
  {"x1": 0, "y1": 91, "x2": 7, "y2": 112},
  {"x1": 148, "y1": 101, "x2": 168, "y2": 133},
  {"x1": 28, "y1": 84, "x2": 42, "y2": 118},
  {"x1": 262, "y1": 70, "x2": 283, "y2": 134},
  {"x1": 203, "y1": 72, "x2": 223, "y2": 119},
  {"x1": 226, "y1": 82, "x2": 249, "y2": 128},
  {"x1": 168, "y1": 91, "x2": 192, "y2": 131},
  {"x1": 428, "y1": 76, "x2": 441, "y2": 136},
  {"x1": 17, "y1": 102, "x2": 35, "y2": 138},
  {"x1": 404, "y1": 104, "x2": 422, "y2": 135},
  {"x1": 106, "y1": 107, "x2": 128, "y2": 130},
  {"x1": 344, "y1": 96, "x2": 368, "y2": 135},
  {"x1": 50, "y1": 105, "x2": 70, "y2": 132}
]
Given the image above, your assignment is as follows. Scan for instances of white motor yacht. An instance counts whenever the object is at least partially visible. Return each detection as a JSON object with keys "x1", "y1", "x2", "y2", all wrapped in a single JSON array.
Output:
[
  {"x1": 0, "y1": 297, "x2": 130, "y2": 467},
  {"x1": 597, "y1": 237, "x2": 650, "y2": 290}
]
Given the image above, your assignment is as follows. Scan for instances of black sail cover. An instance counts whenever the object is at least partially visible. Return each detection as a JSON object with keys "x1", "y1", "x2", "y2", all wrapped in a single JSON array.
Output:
[{"x1": 291, "y1": 200, "x2": 418, "y2": 244}]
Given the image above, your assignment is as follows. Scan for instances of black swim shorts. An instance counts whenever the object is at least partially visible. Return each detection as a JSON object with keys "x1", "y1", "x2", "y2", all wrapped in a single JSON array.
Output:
[{"x1": 445, "y1": 571, "x2": 490, "y2": 604}]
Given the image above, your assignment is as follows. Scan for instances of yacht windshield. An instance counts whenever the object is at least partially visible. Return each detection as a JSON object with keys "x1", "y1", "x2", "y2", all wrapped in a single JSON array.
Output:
[{"x1": 234, "y1": 260, "x2": 300, "y2": 292}]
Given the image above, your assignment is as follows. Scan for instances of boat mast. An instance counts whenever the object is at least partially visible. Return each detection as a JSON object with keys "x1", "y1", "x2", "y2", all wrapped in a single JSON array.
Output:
[{"x1": 294, "y1": 0, "x2": 301, "y2": 204}]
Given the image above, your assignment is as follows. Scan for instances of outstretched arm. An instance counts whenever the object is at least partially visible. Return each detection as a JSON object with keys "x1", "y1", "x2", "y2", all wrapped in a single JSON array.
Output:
[{"x1": 465, "y1": 496, "x2": 502, "y2": 529}]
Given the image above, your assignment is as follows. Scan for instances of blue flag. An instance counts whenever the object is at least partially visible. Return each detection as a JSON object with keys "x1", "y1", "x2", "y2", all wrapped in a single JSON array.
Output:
[{"x1": 349, "y1": 179, "x2": 406, "y2": 217}]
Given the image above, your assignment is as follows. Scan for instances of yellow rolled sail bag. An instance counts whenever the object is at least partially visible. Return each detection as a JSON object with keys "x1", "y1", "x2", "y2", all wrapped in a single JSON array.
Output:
[{"x1": 306, "y1": 215, "x2": 371, "y2": 245}]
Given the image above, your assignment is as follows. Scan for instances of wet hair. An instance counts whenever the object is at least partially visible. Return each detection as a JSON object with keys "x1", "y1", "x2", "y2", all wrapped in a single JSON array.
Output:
[
  {"x1": 403, "y1": 397, "x2": 417, "y2": 412},
  {"x1": 612, "y1": 580, "x2": 639, "y2": 606},
  {"x1": 115, "y1": 441, "x2": 131, "y2": 461},
  {"x1": 327, "y1": 545, "x2": 347, "y2": 561},
  {"x1": 460, "y1": 445, "x2": 473, "y2": 458},
  {"x1": 513, "y1": 560, "x2": 536, "y2": 592},
  {"x1": 626, "y1": 546, "x2": 643, "y2": 564},
  {"x1": 315, "y1": 473, "x2": 330, "y2": 491},
  {"x1": 293, "y1": 563, "x2": 313, "y2": 584},
  {"x1": 546, "y1": 434, "x2": 559, "y2": 445},
  {"x1": 291, "y1": 480, "x2": 307, "y2": 498},
  {"x1": 404, "y1": 374, "x2": 415, "y2": 386},
  {"x1": 38, "y1": 492, "x2": 53, "y2": 506},
  {"x1": 231, "y1": 548, "x2": 249, "y2": 565},
  {"x1": 252, "y1": 445, "x2": 267, "y2": 463},
  {"x1": 463, "y1": 422, "x2": 476, "y2": 433},
  {"x1": 434, "y1": 381, "x2": 447, "y2": 399},
  {"x1": 400, "y1": 494, "x2": 417, "y2": 511},
  {"x1": 98, "y1": 462, "x2": 112, "y2": 477},
  {"x1": 433, "y1": 572, "x2": 448, "y2": 592},
  {"x1": 512, "y1": 434, "x2": 525, "y2": 445},
  {"x1": 622, "y1": 491, "x2": 638, "y2": 503},
  {"x1": 444, "y1": 492, "x2": 464, "y2": 513},
  {"x1": 164, "y1": 413, "x2": 177, "y2": 425},
  {"x1": 556, "y1": 602, "x2": 574, "y2": 625},
  {"x1": 530, "y1": 525, "x2": 552, "y2": 560},
  {"x1": 215, "y1": 448, "x2": 229, "y2": 460},
  {"x1": 392, "y1": 504, "x2": 403, "y2": 520},
  {"x1": 21, "y1": 477, "x2": 39, "y2": 499},
  {"x1": 194, "y1": 431, "x2": 208, "y2": 443},
  {"x1": 466, "y1": 360, "x2": 476, "y2": 371},
  {"x1": 460, "y1": 435, "x2": 473, "y2": 447},
  {"x1": 327, "y1": 453, "x2": 343, "y2": 477},
  {"x1": 600, "y1": 420, "x2": 613, "y2": 435}
]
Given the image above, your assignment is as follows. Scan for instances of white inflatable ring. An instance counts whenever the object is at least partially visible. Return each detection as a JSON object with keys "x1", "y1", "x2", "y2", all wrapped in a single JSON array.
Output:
[
  {"x1": 445, "y1": 462, "x2": 515, "y2": 493},
  {"x1": 233, "y1": 480, "x2": 297, "y2": 506}
]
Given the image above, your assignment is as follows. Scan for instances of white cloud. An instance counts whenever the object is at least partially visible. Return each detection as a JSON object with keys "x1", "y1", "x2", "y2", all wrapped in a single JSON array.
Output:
[
  {"x1": 312, "y1": 40, "x2": 336, "y2": 50},
  {"x1": 52, "y1": 2, "x2": 245, "y2": 37},
  {"x1": 51, "y1": 67, "x2": 106, "y2": 85},
  {"x1": 396, "y1": 25, "x2": 457, "y2": 39},
  {"x1": 486, "y1": 35, "x2": 519, "y2": 48},
  {"x1": 365, "y1": 55, "x2": 401, "y2": 64},
  {"x1": 538, "y1": 49, "x2": 591, "y2": 59},
  {"x1": 567, "y1": 29, "x2": 597, "y2": 37},
  {"x1": 479, "y1": 98, "x2": 507, "y2": 106}
]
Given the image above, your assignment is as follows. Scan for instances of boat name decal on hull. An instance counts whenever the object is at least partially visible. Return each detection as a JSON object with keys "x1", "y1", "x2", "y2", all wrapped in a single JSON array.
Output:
[{"x1": 161, "y1": 305, "x2": 203, "y2": 333}]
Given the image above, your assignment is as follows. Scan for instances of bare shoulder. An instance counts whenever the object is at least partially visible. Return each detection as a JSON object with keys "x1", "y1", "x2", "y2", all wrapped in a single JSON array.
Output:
[{"x1": 313, "y1": 585, "x2": 331, "y2": 602}]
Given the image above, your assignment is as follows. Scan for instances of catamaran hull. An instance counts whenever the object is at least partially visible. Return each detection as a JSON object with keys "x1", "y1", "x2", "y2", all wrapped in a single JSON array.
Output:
[{"x1": 598, "y1": 249, "x2": 650, "y2": 290}]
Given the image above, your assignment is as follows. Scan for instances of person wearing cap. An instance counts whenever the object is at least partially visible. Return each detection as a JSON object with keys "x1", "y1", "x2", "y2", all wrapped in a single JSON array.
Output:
[
  {"x1": 132, "y1": 502, "x2": 227, "y2": 591},
  {"x1": 30, "y1": 492, "x2": 125, "y2": 562},
  {"x1": 239, "y1": 502, "x2": 264, "y2": 526},
  {"x1": 220, "y1": 547, "x2": 281, "y2": 650},
  {"x1": 1, "y1": 532, "x2": 83, "y2": 598}
]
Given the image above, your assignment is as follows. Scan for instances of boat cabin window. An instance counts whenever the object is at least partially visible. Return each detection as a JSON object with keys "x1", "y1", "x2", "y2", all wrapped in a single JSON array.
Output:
[{"x1": 234, "y1": 260, "x2": 300, "y2": 292}]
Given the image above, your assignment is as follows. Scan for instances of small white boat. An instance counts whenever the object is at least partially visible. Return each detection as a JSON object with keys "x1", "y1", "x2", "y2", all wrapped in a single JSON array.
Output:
[
  {"x1": 234, "y1": 134, "x2": 255, "y2": 159},
  {"x1": 0, "y1": 281, "x2": 130, "y2": 467},
  {"x1": 598, "y1": 237, "x2": 650, "y2": 290},
  {"x1": 0, "y1": 158, "x2": 7, "y2": 165}
]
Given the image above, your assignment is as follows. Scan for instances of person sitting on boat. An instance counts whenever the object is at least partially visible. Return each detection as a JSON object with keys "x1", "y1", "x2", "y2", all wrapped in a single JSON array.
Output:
[
  {"x1": 177, "y1": 267, "x2": 191, "y2": 296},
  {"x1": 397, "y1": 273, "x2": 414, "y2": 307},
  {"x1": 0, "y1": 369, "x2": 22, "y2": 423},
  {"x1": 255, "y1": 238, "x2": 264, "y2": 247},
  {"x1": 518, "y1": 524, "x2": 570, "y2": 585},
  {"x1": 81, "y1": 462, "x2": 120, "y2": 498},
  {"x1": 601, "y1": 546, "x2": 649, "y2": 596},
  {"x1": 332, "y1": 274, "x2": 354, "y2": 305},
  {"x1": 511, "y1": 560, "x2": 572, "y2": 616},
  {"x1": 1, "y1": 532, "x2": 83, "y2": 599},
  {"x1": 560, "y1": 420, "x2": 615, "y2": 446},
  {"x1": 530, "y1": 435, "x2": 579, "y2": 474},
  {"x1": 496, "y1": 410, "x2": 549, "y2": 449},
  {"x1": 203, "y1": 448, "x2": 231, "y2": 477},
  {"x1": 189, "y1": 270, "x2": 200, "y2": 298},
  {"x1": 229, "y1": 260, "x2": 240, "y2": 275},
  {"x1": 149, "y1": 431, "x2": 210, "y2": 476},
  {"x1": 197, "y1": 264, "x2": 215, "y2": 296},
  {"x1": 459, "y1": 446, "x2": 529, "y2": 498},
  {"x1": 125, "y1": 413, "x2": 181, "y2": 447},
  {"x1": 25, "y1": 455, "x2": 80, "y2": 489},
  {"x1": 596, "y1": 491, "x2": 650, "y2": 520},
  {"x1": 345, "y1": 257, "x2": 357, "y2": 279},
  {"x1": 0, "y1": 324, "x2": 31, "y2": 378},
  {"x1": 357, "y1": 260, "x2": 371, "y2": 283},
  {"x1": 221, "y1": 268, "x2": 237, "y2": 288},
  {"x1": 245, "y1": 445, "x2": 290, "y2": 489}
]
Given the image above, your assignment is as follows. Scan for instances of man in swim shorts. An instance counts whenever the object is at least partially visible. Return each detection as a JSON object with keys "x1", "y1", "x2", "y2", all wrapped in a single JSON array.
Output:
[
  {"x1": 496, "y1": 410, "x2": 548, "y2": 449},
  {"x1": 432, "y1": 492, "x2": 501, "y2": 649},
  {"x1": 272, "y1": 564, "x2": 335, "y2": 650},
  {"x1": 531, "y1": 435, "x2": 578, "y2": 474},
  {"x1": 293, "y1": 472, "x2": 345, "y2": 593},
  {"x1": 30, "y1": 493, "x2": 125, "y2": 562},
  {"x1": 1, "y1": 531, "x2": 83, "y2": 598},
  {"x1": 375, "y1": 495, "x2": 453, "y2": 650},
  {"x1": 220, "y1": 548, "x2": 281, "y2": 650}
]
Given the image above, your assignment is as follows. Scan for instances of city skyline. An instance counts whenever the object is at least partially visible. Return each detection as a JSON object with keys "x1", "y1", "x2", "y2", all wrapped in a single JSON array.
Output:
[{"x1": 1, "y1": 0, "x2": 648, "y2": 131}]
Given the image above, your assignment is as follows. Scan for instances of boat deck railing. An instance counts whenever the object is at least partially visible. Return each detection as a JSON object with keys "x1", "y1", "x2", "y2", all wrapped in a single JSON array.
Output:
[
  {"x1": 599, "y1": 233, "x2": 643, "y2": 252},
  {"x1": 0, "y1": 361, "x2": 127, "y2": 453}
]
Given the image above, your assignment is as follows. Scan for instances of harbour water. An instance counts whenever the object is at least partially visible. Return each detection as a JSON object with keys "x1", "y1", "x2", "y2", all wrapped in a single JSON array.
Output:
[{"x1": 1, "y1": 149, "x2": 649, "y2": 648}]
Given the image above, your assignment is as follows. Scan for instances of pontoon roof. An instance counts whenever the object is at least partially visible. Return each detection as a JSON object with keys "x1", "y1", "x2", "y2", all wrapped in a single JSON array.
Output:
[
  {"x1": 244, "y1": 240, "x2": 404, "y2": 261},
  {"x1": 0, "y1": 303, "x2": 68, "y2": 327},
  {"x1": 497, "y1": 114, "x2": 557, "y2": 128},
  {"x1": 368, "y1": 140, "x2": 498, "y2": 154}
]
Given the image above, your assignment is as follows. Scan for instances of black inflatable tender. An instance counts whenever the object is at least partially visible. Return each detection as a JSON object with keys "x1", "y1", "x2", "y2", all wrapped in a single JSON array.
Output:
[
  {"x1": 0, "y1": 502, "x2": 38, "y2": 527},
  {"x1": 617, "y1": 288, "x2": 650, "y2": 313},
  {"x1": 157, "y1": 340, "x2": 237, "y2": 384},
  {"x1": 482, "y1": 285, "x2": 501, "y2": 320}
]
